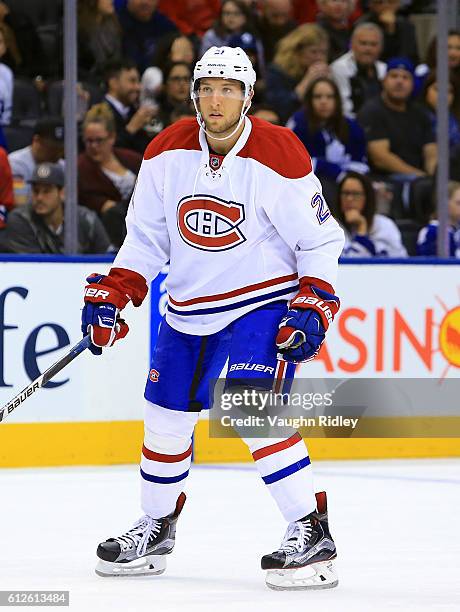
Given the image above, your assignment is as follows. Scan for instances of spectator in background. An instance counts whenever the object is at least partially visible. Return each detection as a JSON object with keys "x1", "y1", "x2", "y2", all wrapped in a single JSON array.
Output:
[
  {"x1": 0, "y1": 24, "x2": 13, "y2": 125},
  {"x1": 0, "y1": 3, "x2": 20, "y2": 71},
  {"x1": 316, "y1": 0, "x2": 355, "y2": 63},
  {"x1": 78, "y1": 0, "x2": 122, "y2": 84},
  {"x1": 200, "y1": 0, "x2": 256, "y2": 57},
  {"x1": 287, "y1": 76, "x2": 368, "y2": 202},
  {"x1": 249, "y1": 105, "x2": 281, "y2": 125},
  {"x1": 356, "y1": 0, "x2": 418, "y2": 65},
  {"x1": 78, "y1": 104, "x2": 142, "y2": 248},
  {"x1": 358, "y1": 57, "x2": 437, "y2": 179},
  {"x1": 337, "y1": 170, "x2": 407, "y2": 257},
  {"x1": 0, "y1": 1, "x2": 50, "y2": 78},
  {"x1": 0, "y1": 146, "x2": 13, "y2": 229},
  {"x1": 103, "y1": 59, "x2": 155, "y2": 154},
  {"x1": 2, "y1": 163, "x2": 111, "y2": 254},
  {"x1": 158, "y1": 0, "x2": 221, "y2": 38},
  {"x1": 423, "y1": 31, "x2": 460, "y2": 95},
  {"x1": 140, "y1": 32, "x2": 196, "y2": 108},
  {"x1": 117, "y1": 0, "x2": 177, "y2": 73},
  {"x1": 291, "y1": 0, "x2": 362, "y2": 25},
  {"x1": 421, "y1": 72, "x2": 460, "y2": 152},
  {"x1": 228, "y1": 31, "x2": 266, "y2": 102},
  {"x1": 155, "y1": 61, "x2": 192, "y2": 129},
  {"x1": 416, "y1": 182, "x2": 460, "y2": 257},
  {"x1": 266, "y1": 24, "x2": 330, "y2": 123},
  {"x1": 8, "y1": 118, "x2": 64, "y2": 206},
  {"x1": 331, "y1": 22, "x2": 386, "y2": 117},
  {"x1": 256, "y1": 0, "x2": 296, "y2": 64},
  {"x1": 147, "y1": 31, "x2": 196, "y2": 75}
]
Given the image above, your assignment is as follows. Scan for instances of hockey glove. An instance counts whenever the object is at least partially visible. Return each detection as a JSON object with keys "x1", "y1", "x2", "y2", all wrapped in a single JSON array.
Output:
[
  {"x1": 276, "y1": 277, "x2": 340, "y2": 364},
  {"x1": 82, "y1": 273, "x2": 129, "y2": 355}
]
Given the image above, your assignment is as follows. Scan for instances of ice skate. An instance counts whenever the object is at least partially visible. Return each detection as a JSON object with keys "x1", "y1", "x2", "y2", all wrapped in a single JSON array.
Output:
[
  {"x1": 261, "y1": 491, "x2": 338, "y2": 590},
  {"x1": 95, "y1": 493, "x2": 185, "y2": 577}
]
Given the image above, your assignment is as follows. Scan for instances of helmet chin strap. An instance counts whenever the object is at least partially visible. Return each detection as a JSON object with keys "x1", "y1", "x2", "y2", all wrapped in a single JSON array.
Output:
[{"x1": 193, "y1": 96, "x2": 252, "y2": 142}]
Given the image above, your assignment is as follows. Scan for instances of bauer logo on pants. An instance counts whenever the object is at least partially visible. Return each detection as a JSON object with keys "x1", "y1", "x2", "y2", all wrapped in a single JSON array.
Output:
[{"x1": 177, "y1": 195, "x2": 246, "y2": 251}]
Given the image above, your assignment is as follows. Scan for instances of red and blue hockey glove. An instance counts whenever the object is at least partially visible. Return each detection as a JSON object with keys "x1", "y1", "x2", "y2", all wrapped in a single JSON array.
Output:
[
  {"x1": 81, "y1": 269, "x2": 148, "y2": 355},
  {"x1": 82, "y1": 273, "x2": 130, "y2": 355},
  {"x1": 276, "y1": 277, "x2": 340, "y2": 363}
]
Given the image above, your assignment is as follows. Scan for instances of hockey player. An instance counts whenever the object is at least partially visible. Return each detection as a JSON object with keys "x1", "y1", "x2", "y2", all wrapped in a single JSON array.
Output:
[{"x1": 81, "y1": 46, "x2": 344, "y2": 590}]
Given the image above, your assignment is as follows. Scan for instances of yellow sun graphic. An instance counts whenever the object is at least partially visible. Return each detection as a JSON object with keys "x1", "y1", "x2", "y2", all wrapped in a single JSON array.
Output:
[
  {"x1": 433, "y1": 294, "x2": 460, "y2": 381},
  {"x1": 439, "y1": 306, "x2": 460, "y2": 368}
]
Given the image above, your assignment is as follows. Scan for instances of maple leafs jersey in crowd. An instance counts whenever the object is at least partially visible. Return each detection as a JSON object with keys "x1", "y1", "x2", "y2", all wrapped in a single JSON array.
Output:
[{"x1": 113, "y1": 116, "x2": 345, "y2": 334}]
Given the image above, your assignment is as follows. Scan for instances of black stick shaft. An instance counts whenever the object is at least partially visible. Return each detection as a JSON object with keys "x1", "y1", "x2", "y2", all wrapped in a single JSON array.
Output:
[{"x1": 0, "y1": 336, "x2": 91, "y2": 423}]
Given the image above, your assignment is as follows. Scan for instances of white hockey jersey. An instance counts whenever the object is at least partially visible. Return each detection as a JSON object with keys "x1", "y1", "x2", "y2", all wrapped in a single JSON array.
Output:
[{"x1": 113, "y1": 116, "x2": 344, "y2": 334}]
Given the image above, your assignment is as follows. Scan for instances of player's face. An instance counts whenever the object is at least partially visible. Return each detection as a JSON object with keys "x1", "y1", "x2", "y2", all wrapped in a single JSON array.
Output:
[
  {"x1": 311, "y1": 81, "x2": 336, "y2": 120},
  {"x1": 340, "y1": 178, "x2": 366, "y2": 213},
  {"x1": 31, "y1": 184, "x2": 63, "y2": 217},
  {"x1": 352, "y1": 30, "x2": 382, "y2": 65},
  {"x1": 197, "y1": 78, "x2": 246, "y2": 136},
  {"x1": 448, "y1": 187, "x2": 460, "y2": 225},
  {"x1": 383, "y1": 69, "x2": 413, "y2": 102},
  {"x1": 448, "y1": 34, "x2": 460, "y2": 68}
]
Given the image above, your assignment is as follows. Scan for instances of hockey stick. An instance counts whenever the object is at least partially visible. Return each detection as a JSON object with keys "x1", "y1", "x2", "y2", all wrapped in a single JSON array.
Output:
[{"x1": 0, "y1": 335, "x2": 91, "y2": 424}]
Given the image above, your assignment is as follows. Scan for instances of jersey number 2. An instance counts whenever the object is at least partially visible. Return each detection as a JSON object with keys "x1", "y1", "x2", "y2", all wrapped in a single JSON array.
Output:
[{"x1": 311, "y1": 193, "x2": 331, "y2": 225}]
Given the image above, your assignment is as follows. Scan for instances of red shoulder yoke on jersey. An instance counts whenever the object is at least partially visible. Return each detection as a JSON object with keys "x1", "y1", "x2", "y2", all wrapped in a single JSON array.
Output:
[
  {"x1": 84, "y1": 267, "x2": 149, "y2": 309},
  {"x1": 289, "y1": 276, "x2": 340, "y2": 330}
]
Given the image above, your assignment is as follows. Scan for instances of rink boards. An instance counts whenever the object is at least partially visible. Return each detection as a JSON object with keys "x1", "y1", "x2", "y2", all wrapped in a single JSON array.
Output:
[{"x1": 0, "y1": 255, "x2": 459, "y2": 467}]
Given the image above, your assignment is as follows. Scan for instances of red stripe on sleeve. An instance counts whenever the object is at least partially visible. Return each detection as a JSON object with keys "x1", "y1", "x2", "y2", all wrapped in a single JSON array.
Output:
[
  {"x1": 142, "y1": 443, "x2": 192, "y2": 463},
  {"x1": 252, "y1": 432, "x2": 302, "y2": 461}
]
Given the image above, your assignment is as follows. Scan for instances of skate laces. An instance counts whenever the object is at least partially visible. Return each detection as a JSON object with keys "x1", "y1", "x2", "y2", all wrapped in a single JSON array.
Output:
[
  {"x1": 115, "y1": 515, "x2": 162, "y2": 557},
  {"x1": 280, "y1": 517, "x2": 313, "y2": 555}
]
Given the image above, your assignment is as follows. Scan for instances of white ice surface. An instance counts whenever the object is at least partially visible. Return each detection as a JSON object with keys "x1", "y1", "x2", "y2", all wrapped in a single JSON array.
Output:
[{"x1": 0, "y1": 459, "x2": 459, "y2": 612}]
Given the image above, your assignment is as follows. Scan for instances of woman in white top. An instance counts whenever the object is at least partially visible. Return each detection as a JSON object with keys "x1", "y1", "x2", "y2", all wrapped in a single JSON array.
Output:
[{"x1": 336, "y1": 171, "x2": 408, "y2": 257}]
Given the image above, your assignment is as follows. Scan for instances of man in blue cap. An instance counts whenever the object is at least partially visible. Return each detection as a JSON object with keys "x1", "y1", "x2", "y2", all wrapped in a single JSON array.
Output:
[{"x1": 358, "y1": 57, "x2": 437, "y2": 181}]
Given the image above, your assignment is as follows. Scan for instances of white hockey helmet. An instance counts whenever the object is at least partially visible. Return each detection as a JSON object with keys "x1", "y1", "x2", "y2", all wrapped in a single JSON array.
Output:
[{"x1": 191, "y1": 46, "x2": 256, "y2": 101}]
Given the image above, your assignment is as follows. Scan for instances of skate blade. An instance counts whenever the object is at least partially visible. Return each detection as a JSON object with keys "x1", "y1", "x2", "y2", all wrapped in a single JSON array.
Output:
[
  {"x1": 95, "y1": 554, "x2": 167, "y2": 577},
  {"x1": 265, "y1": 560, "x2": 338, "y2": 591}
]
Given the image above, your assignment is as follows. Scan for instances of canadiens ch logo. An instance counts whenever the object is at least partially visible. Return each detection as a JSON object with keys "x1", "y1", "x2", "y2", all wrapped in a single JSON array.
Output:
[
  {"x1": 177, "y1": 195, "x2": 246, "y2": 251},
  {"x1": 149, "y1": 368, "x2": 160, "y2": 382}
]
